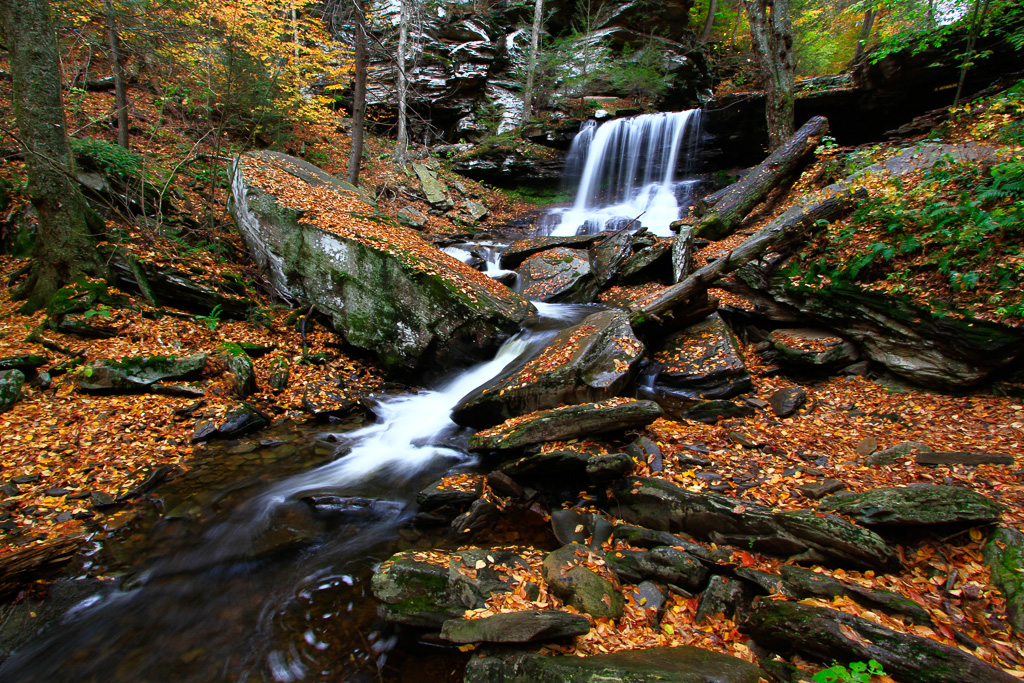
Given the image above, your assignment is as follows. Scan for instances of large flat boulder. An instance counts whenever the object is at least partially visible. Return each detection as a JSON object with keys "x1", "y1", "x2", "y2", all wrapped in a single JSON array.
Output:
[
  {"x1": 468, "y1": 399, "x2": 664, "y2": 452},
  {"x1": 818, "y1": 484, "x2": 1003, "y2": 527},
  {"x1": 648, "y1": 313, "x2": 753, "y2": 400},
  {"x1": 516, "y1": 247, "x2": 598, "y2": 303},
  {"x1": 231, "y1": 151, "x2": 533, "y2": 375},
  {"x1": 452, "y1": 310, "x2": 645, "y2": 429}
]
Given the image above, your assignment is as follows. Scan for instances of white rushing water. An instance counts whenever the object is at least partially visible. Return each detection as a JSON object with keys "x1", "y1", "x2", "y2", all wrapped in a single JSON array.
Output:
[{"x1": 543, "y1": 109, "x2": 703, "y2": 238}]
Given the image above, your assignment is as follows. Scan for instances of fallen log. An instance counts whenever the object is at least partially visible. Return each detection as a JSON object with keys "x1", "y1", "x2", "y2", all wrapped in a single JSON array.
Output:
[
  {"x1": 630, "y1": 184, "x2": 864, "y2": 325},
  {"x1": 695, "y1": 116, "x2": 830, "y2": 240},
  {"x1": 0, "y1": 535, "x2": 87, "y2": 601}
]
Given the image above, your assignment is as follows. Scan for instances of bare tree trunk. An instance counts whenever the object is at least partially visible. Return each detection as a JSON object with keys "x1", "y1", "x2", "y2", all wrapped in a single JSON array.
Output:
[
  {"x1": 744, "y1": 0, "x2": 795, "y2": 150},
  {"x1": 853, "y1": 7, "x2": 875, "y2": 63},
  {"x1": 394, "y1": 0, "x2": 410, "y2": 166},
  {"x1": 730, "y1": 0, "x2": 743, "y2": 46},
  {"x1": 520, "y1": 0, "x2": 543, "y2": 126},
  {"x1": 103, "y1": 0, "x2": 130, "y2": 149},
  {"x1": 0, "y1": 0, "x2": 109, "y2": 313},
  {"x1": 953, "y1": 0, "x2": 992, "y2": 109},
  {"x1": 701, "y1": 0, "x2": 719, "y2": 43},
  {"x1": 347, "y1": 0, "x2": 367, "y2": 185}
]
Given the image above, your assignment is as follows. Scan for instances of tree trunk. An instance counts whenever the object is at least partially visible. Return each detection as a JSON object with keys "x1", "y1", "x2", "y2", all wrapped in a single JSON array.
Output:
[
  {"x1": 730, "y1": 0, "x2": 743, "y2": 46},
  {"x1": 103, "y1": 0, "x2": 130, "y2": 149},
  {"x1": 700, "y1": 0, "x2": 719, "y2": 43},
  {"x1": 744, "y1": 0, "x2": 795, "y2": 150},
  {"x1": 520, "y1": 0, "x2": 543, "y2": 126},
  {"x1": 953, "y1": 0, "x2": 992, "y2": 108},
  {"x1": 0, "y1": 0, "x2": 109, "y2": 313},
  {"x1": 853, "y1": 7, "x2": 875, "y2": 63},
  {"x1": 632, "y1": 184, "x2": 861, "y2": 325},
  {"x1": 695, "y1": 115, "x2": 829, "y2": 240},
  {"x1": 394, "y1": 0, "x2": 410, "y2": 166},
  {"x1": 346, "y1": 0, "x2": 368, "y2": 186}
]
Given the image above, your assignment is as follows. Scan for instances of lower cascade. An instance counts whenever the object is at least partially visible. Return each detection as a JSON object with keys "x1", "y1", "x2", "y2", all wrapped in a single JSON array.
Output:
[{"x1": 540, "y1": 109, "x2": 703, "y2": 238}]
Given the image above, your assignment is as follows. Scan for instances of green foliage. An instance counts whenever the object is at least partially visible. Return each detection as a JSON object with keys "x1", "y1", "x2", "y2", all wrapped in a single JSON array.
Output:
[
  {"x1": 499, "y1": 185, "x2": 573, "y2": 206},
  {"x1": 83, "y1": 304, "x2": 113, "y2": 319},
  {"x1": 196, "y1": 304, "x2": 223, "y2": 331},
  {"x1": 70, "y1": 137, "x2": 146, "y2": 180},
  {"x1": 605, "y1": 42, "x2": 671, "y2": 106},
  {"x1": 813, "y1": 659, "x2": 886, "y2": 683}
]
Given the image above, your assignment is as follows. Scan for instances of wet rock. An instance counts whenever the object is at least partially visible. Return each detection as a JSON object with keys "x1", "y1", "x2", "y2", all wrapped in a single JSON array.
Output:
[
  {"x1": 89, "y1": 491, "x2": 116, "y2": 508},
  {"x1": 610, "y1": 477, "x2": 899, "y2": 571},
  {"x1": 647, "y1": 314, "x2": 753, "y2": 401},
  {"x1": 412, "y1": 162, "x2": 453, "y2": 210},
  {"x1": 818, "y1": 484, "x2": 1003, "y2": 527},
  {"x1": 449, "y1": 549, "x2": 536, "y2": 609},
  {"x1": 0, "y1": 370, "x2": 26, "y2": 413},
  {"x1": 767, "y1": 328, "x2": 860, "y2": 370},
  {"x1": 192, "y1": 402, "x2": 271, "y2": 443},
  {"x1": 301, "y1": 381, "x2": 358, "y2": 421},
  {"x1": 746, "y1": 600, "x2": 1018, "y2": 683},
  {"x1": 605, "y1": 547, "x2": 709, "y2": 592},
  {"x1": 585, "y1": 452, "x2": 634, "y2": 483},
  {"x1": 485, "y1": 471, "x2": 522, "y2": 499},
  {"x1": 78, "y1": 354, "x2": 207, "y2": 393},
  {"x1": 551, "y1": 509, "x2": 588, "y2": 546},
  {"x1": 916, "y1": 451, "x2": 1014, "y2": 466},
  {"x1": 865, "y1": 441, "x2": 931, "y2": 466},
  {"x1": 625, "y1": 437, "x2": 663, "y2": 472},
  {"x1": 516, "y1": 247, "x2": 597, "y2": 303},
  {"x1": 768, "y1": 387, "x2": 807, "y2": 417},
  {"x1": 780, "y1": 565, "x2": 931, "y2": 624},
  {"x1": 370, "y1": 552, "x2": 461, "y2": 627},
  {"x1": 696, "y1": 576, "x2": 751, "y2": 623},
  {"x1": 500, "y1": 443, "x2": 601, "y2": 483},
  {"x1": 983, "y1": 527, "x2": 1024, "y2": 633},
  {"x1": 663, "y1": 398, "x2": 756, "y2": 424},
  {"x1": 453, "y1": 310, "x2": 645, "y2": 429},
  {"x1": 268, "y1": 365, "x2": 290, "y2": 392},
  {"x1": 441, "y1": 610, "x2": 590, "y2": 644},
  {"x1": 610, "y1": 525, "x2": 717, "y2": 564},
  {"x1": 618, "y1": 242, "x2": 671, "y2": 284},
  {"x1": 231, "y1": 151, "x2": 531, "y2": 375},
  {"x1": 464, "y1": 646, "x2": 762, "y2": 683},
  {"x1": 542, "y1": 543, "x2": 623, "y2": 618},
  {"x1": 632, "y1": 581, "x2": 667, "y2": 617},
  {"x1": 590, "y1": 229, "x2": 634, "y2": 286},
  {"x1": 500, "y1": 234, "x2": 604, "y2": 270},
  {"x1": 451, "y1": 498, "x2": 500, "y2": 535},
  {"x1": 468, "y1": 399, "x2": 664, "y2": 452},
  {"x1": 304, "y1": 496, "x2": 403, "y2": 524}
]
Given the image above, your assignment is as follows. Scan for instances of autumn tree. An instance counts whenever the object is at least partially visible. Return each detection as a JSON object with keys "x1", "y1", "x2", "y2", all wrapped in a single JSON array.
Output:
[
  {"x1": 1, "y1": 0, "x2": 110, "y2": 312},
  {"x1": 744, "y1": 0, "x2": 796, "y2": 149},
  {"x1": 346, "y1": 0, "x2": 368, "y2": 185}
]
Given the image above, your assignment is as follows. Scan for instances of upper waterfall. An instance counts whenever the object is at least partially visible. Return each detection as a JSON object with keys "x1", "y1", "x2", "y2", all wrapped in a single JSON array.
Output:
[{"x1": 540, "y1": 110, "x2": 703, "y2": 238}]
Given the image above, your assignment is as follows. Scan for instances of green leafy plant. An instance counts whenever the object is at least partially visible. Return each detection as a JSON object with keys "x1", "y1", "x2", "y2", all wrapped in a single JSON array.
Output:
[
  {"x1": 70, "y1": 137, "x2": 147, "y2": 181},
  {"x1": 83, "y1": 304, "x2": 113, "y2": 319},
  {"x1": 813, "y1": 659, "x2": 886, "y2": 683},
  {"x1": 196, "y1": 304, "x2": 223, "y2": 331}
]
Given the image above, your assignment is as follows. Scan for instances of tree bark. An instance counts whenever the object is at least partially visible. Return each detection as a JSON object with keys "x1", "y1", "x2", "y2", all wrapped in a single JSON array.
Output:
[
  {"x1": 700, "y1": 0, "x2": 719, "y2": 43},
  {"x1": 853, "y1": 6, "x2": 875, "y2": 63},
  {"x1": 744, "y1": 0, "x2": 795, "y2": 150},
  {"x1": 695, "y1": 115, "x2": 829, "y2": 240},
  {"x1": 394, "y1": 0, "x2": 410, "y2": 166},
  {"x1": 0, "y1": 0, "x2": 109, "y2": 313},
  {"x1": 103, "y1": 0, "x2": 130, "y2": 149},
  {"x1": 953, "y1": 0, "x2": 992, "y2": 108},
  {"x1": 0, "y1": 535, "x2": 87, "y2": 601},
  {"x1": 346, "y1": 0, "x2": 367, "y2": 186},
  {"x1": 519, "y1": 0, "x2": 543, "y2": 126},
  {"x1": 632, "y1": 184, "x2": 861, "y2": 324}
]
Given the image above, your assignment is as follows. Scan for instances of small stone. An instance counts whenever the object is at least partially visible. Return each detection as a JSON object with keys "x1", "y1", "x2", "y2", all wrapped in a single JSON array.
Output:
[
  {"x1": 11, "y1": 474, "x2": 40, "y2": 485},
  {"x1": 728, "y1": 432, "x2": 762, "y2": 449},
  {"x1": 551, "y1": 509, "x2": 587, "y2": 546},
  {"x1": 798, "y1": 479, "x2": 846, "y2": 500},
  {"x1": 855, "y1": 436, "x2": 878, "y2": 456},
  {"x1": 44, "y1": 488, "x2": 69, "y2": 497},
  {"x1": 90, "y1": 491, "x2": 116, "y2": 508},
  {"x1": 768, "y1": 387, "x2": 807, "y2": 418},
  {"x1": 631, "y1": 581, "x2": 667, "y2": 615},
  {"x1": 2, "y1": 482, "x2": 20, "y2": 497},
  {"x1": 486, "y1": 471, "x2": 524, "y2": 499}
]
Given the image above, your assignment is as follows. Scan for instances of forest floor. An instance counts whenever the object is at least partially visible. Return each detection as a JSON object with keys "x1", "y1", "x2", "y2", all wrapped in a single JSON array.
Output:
[{"x1": 1, "y1": 70, "x2": 1023, "y2": 678}]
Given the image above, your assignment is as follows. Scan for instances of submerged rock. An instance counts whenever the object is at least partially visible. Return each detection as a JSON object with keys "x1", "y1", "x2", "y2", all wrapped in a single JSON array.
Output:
[
  {"x1": 231, "y1": 151, "x2": 532, "y2": 375},
  {"x1": 464, "y1": 646, "x2": 762, "y2": 683},
  {"x1": 453, "y1": 310, "x2": 645, "y2": 428}
]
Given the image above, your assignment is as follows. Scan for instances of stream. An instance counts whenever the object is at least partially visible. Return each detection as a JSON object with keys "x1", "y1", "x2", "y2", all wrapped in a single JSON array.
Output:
[
  {"x1": 0, "y1": 110, "x2": 707, "y2": 682},
  {"x1": 0, "y1": 300, "x2": 600, "y2": 683}
]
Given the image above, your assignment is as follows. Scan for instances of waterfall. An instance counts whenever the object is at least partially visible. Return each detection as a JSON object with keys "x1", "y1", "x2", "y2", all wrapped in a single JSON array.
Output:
[{"x1": 542, "y1": 110, "x2": 703, "y2": 238}]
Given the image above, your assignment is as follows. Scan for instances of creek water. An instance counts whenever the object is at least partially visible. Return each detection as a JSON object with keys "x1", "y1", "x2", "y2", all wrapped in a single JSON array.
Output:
[{"x1": 0, "y1": 297, "x2": 599, "y2": 683}]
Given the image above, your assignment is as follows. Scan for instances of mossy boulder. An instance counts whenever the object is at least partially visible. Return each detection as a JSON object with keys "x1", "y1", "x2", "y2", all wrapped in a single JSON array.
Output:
[
  {"x1": 604, "y1": 546, "x2": 709, "y2": 592},
  {"x1": 0, "y1": 370, "x2": 26, "y2": 413},
  {"x1": 231, "y1": 151, "x2": 532, "y2": 376},
  {"x1": 440, "y1": 610, "x2": 590, "y2": 644},
  {"x1": 746, "y1": 600, "x2": 1018, "y2": 683},
  {"x1": 818, "y1": 485, "x2": 1003, "y2": 527},
  {"x1": 453, "y1": 310, "x2": 645, "y2": 429},
  {"x1": 542, "y1": 543, "x2": 623, "y2": 619},
  {"x1": 370, "y1": 553, "x2": 461, "y2": 627},
  {"x1": 516, "y1": 247, "x2": 598, "y2": 303},
  {"x1": 217, "y1": 343, "x2": 257, "y2": 398},
  {"x1": 0, "y1": 355, "x2": 48, "y2": 375},
  {"x1": 983, "y1": 527, "x2": 1024, "y2": 633}
]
